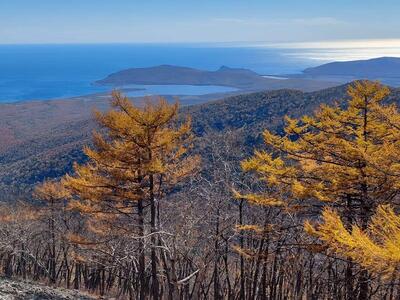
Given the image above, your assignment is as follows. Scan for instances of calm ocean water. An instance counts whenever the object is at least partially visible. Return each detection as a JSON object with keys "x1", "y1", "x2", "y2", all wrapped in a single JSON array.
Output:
[
  {"x1": 0, "y1": 44, "x2": 320, "y2": 103},
  {"x1": 0, "y1": 42, "x2": 398, "y2": 103}
]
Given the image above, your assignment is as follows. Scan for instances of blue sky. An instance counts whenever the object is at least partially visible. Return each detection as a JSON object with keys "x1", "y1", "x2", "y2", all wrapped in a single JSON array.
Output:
[{"x1": 0, "y1": 0, "x2": 399, "y2": 44}]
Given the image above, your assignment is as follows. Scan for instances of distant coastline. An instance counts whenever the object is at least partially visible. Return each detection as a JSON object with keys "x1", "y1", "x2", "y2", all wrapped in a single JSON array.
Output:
[
  {"x1": 1, "y1": 44, "x2": 399, "y2": 103},
  {"x1": 285, "y1": 57, "x2": 400, "y2": 86},
  {"x1": 0, "y1": 43, "x2": 317, "y2": 103}
]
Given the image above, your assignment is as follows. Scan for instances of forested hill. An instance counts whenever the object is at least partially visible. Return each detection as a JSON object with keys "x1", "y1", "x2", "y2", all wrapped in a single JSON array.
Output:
[
  {"x1": 95, "y1": 64, "x2": 337, "y2": 91},
  {"x1": 186, "y1": 85, "x2": 350, "y2": 136},
  {"x1": 300, "y1": 57, "x2": 400, "y2": 86},
  {"x1": 1, "y1": 83, "x2": 399, "y2": 200},
  {"x1": 304, "y1": 57, "x2": 400, "y2": 78}
]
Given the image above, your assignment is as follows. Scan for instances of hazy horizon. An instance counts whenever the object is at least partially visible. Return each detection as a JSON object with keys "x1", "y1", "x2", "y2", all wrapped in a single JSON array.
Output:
[{"x1": 1, "y1": 39, "x2": 400, "y2": 62}]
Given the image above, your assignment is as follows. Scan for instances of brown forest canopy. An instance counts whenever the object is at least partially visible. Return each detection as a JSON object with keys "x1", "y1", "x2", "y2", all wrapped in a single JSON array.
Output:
[
  {"x1": 5, "y1": 82, "x2": 399, "y2": 200},
  {"x1": 1, "y1": 81, "x2": 400, "y2": 299}
]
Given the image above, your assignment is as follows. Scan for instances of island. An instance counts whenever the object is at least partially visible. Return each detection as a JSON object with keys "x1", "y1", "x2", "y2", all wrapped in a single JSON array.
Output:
[{"x1": 95, "y1": 65, "x2": 338, "y2": 92}]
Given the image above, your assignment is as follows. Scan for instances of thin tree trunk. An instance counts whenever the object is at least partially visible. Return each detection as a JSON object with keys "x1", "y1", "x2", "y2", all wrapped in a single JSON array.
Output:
[
  {"x1": 137, "y1": 198, "x2": 147, "y2": 300},
  {"x1": 149, "y1": 173, "x2": 159, "y2": 299}
]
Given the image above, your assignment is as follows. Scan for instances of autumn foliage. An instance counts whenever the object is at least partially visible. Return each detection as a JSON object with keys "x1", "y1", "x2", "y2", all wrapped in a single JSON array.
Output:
[
  {"x1": 1, "y1": 83, "x2": 400, "y2": 299},
  {"x1": 306, "y1": 205, "x2": 400, "y2": 276},
  {"x1": 238, "y1": 81, "x2": 400, "y2": 299}
]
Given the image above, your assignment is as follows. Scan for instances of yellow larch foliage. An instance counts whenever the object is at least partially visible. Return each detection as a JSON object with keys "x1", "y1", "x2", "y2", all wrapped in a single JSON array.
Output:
[
  {"x1": 239, "y1": 81, "x2": 400, "y2": 226},
  {"x1": 34, "y1": 180, "x2": 69, "y2": 202},
  {"x1": 305, "y1": 205, "x2": 400, "y2": 277},
  {"x1": 235, "y1": 224, "x2": 275, "y2": 235},
  {"x1": 34, "y1": 180, "x2": 69, "y2": 219},
  {"x1": 62, "y1": 91, "x2": 200, "y2": 238}
]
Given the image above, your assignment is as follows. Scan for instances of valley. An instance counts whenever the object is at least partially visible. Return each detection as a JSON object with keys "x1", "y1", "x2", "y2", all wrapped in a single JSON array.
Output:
[{"x1": 0, "y1": 81, "x2": 387, "y2": 200}]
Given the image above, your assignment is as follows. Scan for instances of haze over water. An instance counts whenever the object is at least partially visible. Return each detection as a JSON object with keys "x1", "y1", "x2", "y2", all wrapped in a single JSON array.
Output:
[{"x1": 0, "y1": 39, "x2": 399, "y2": 103}]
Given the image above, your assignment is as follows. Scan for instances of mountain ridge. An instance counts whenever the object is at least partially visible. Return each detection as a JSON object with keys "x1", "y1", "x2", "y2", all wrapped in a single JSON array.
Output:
[{"x1": 300, "y1": 57, "x2": 400, "y2": 85}]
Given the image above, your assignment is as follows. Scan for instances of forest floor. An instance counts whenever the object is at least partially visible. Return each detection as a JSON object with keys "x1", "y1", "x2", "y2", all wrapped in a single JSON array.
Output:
[{"x1": 0, "y1": 278, "x2": 97, "y2": 299}]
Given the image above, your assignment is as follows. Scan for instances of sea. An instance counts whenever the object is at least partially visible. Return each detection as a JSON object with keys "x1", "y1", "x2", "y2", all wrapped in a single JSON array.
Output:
[{"x1": 0, "y1": 41, "x2": 399, "y2": 103}]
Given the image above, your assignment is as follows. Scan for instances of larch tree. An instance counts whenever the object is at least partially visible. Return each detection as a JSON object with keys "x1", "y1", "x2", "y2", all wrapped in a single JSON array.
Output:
[
  {"x1": 34, "y1": 180, "x2": 69, "y2": 284},
  {"x1": 306, "y1": 204, "x2": 400, "y2": 277},
  {"x1": 62, "y1": 92, "x2": 200, "y2": 299},
  {"x1": 238, "y1": 81, "x2": 400, "y2": 300}
]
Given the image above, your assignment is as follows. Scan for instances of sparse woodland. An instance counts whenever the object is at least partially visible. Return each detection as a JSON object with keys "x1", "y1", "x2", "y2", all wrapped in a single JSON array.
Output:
[{"x1": 1, "y1": 82, "x2": 400, "y2": 299}]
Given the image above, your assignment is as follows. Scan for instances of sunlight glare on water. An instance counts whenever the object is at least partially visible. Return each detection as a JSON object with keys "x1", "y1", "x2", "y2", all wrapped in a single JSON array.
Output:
[{"x1": 261, "y1": 39, "x2": 400, "y2": 61}]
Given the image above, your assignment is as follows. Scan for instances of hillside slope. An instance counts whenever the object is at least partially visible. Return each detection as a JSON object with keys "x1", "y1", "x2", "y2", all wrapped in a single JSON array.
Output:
[{"x1": 1, "y1": 83, "x2": 399, "y2": 200}]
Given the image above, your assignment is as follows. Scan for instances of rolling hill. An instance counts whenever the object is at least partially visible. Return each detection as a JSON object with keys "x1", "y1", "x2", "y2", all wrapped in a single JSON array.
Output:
[{"x1": 3, "y1": 82, "x2": 394, "y2": 200}]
